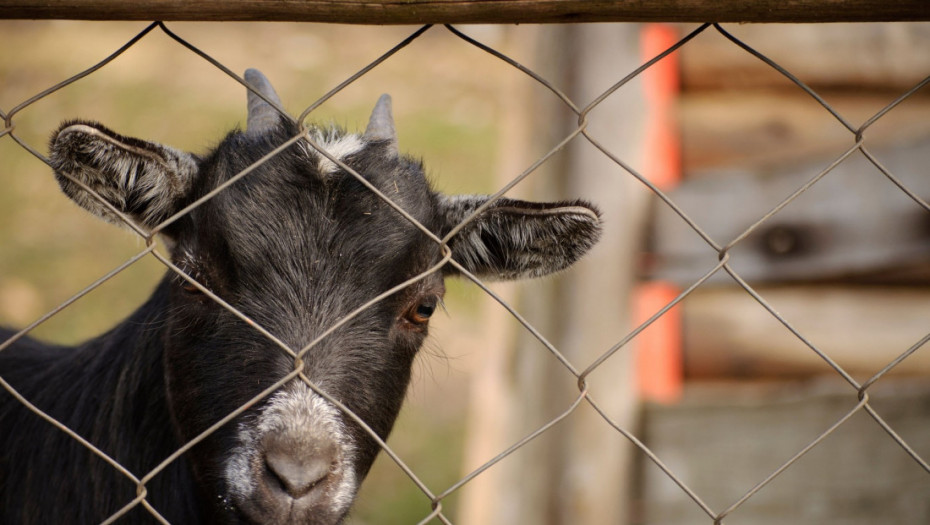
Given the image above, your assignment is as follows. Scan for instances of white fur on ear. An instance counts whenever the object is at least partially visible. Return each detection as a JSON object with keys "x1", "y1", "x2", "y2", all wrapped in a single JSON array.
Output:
[
  {"x1": 438, "y1": 194, "x2": 602, "y2": 280},
  {"x1": 50, "y1": 121, "x2": 199, "y2": 229}
]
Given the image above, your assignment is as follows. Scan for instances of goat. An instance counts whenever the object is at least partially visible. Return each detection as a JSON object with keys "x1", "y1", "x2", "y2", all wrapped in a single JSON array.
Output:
[{"x1": 0, "y1": 69, "x2": 601, "y2": 524}]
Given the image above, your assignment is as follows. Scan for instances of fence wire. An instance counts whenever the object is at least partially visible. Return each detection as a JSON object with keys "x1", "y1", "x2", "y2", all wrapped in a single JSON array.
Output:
[{"x1": 1, "y1": 19, "x2": 929, "y2": 525}]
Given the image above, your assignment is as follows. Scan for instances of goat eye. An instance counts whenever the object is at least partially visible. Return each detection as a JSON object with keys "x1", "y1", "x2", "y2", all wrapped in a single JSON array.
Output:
[
  {"x1": 406, "y1": 298, "x2": 438, "y2": 325},
  {"x1": 175, "y1": 270, "x2": 206, "y2": 296},
  {"x1": 181, "y1": 281, "x2": 203, "y2": 295}
]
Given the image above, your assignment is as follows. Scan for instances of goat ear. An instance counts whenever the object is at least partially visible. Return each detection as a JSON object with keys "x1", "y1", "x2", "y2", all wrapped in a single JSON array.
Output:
[
  {"x1": 49, "y1": 121, "x2": 199, "y2": 230},
  {"x1": 439, "y1": 195, "x2": 602, "y2": 280}
]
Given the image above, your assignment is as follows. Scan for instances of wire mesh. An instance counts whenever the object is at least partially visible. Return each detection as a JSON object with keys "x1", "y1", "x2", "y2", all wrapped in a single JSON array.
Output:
[{"x1": 1, "y1": 19, "x2": 929, "y2": 524}]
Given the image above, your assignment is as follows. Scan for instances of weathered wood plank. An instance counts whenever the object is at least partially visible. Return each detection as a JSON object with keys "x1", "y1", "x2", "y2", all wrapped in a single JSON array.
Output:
[
  {"x1": 682, "y1": 287, "x2": 930, "y2": 379},
  {"x1": 680, "y1": 23, "x2": 930, "y2": 90},
  {"x1": 641, "y1": 379, "x2": 930, "y2": 524},
  {"x1": 679, "y1": 92, "x2": 930, "y2": 173},
  {"x1": 1, "y1": 0, "x2": 929, "y2": 23},
  {"x1": 648, "y1": 136, "x2": 930, "y2": 285}
]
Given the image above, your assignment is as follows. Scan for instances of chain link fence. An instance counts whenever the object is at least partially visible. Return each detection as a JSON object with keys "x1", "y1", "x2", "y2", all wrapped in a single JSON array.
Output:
[{"x1": 1, "y1": 17, "x2": 929, "y2": 525}]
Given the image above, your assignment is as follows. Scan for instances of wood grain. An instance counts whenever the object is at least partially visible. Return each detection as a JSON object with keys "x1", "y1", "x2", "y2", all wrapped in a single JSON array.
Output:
[
  {"x1": 2, "y1": 0, "x2": 929, "y2": 23},
  {"x1": 683, "y1": 287, "x2": 930, "y2": 379}
]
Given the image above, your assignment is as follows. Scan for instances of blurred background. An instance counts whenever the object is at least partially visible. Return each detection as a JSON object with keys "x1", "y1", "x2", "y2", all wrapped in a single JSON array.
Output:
[{"x1": 2, "y1": 19, "x2": 930, "y2": 524}]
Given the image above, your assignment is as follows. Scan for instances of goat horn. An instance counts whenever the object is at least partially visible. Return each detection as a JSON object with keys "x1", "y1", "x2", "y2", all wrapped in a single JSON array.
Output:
[
  {"x1": 245, "y1": 68, "x2": 283, "y2": 133},
  {"x1": 364, "y1": 94, "x2": 398, "y2": 154}
]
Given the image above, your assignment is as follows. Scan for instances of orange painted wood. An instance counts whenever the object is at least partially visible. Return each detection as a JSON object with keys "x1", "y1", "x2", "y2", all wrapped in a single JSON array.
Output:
[{"x1": 635, "y1": 24, "x2": 684, "y2": 404}]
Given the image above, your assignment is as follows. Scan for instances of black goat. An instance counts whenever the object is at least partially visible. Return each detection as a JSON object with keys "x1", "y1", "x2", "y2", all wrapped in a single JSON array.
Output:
[{"x1": 0, "y1": 69, "x2": 601, "y2": 524}]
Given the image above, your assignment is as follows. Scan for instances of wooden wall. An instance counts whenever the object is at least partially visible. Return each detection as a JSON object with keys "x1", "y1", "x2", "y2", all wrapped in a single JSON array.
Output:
[
  {"x1": 649, "y1": 23, "x2": 930, "y2": 379},
  {"x1": 639, "y1": 22, "x2": 930, "y2": 524}
]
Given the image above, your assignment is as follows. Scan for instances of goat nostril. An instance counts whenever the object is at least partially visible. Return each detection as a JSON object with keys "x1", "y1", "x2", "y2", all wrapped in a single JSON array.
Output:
[{"x1": 264, "y1": 449, "x2": 333, "y2": 500}]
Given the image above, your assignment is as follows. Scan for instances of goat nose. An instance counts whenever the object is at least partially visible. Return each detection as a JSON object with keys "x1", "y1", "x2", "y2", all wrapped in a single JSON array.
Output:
[{"x1": 264, "y1": 444, "x2": 336, "y2": 500}]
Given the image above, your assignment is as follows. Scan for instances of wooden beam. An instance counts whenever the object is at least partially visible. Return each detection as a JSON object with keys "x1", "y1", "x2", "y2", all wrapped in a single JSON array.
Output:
[
  {"x1": 683, "y1": 287, "x2": 930, "y2": 379},
  {"x1": 1, "y1": 0, "x2": 929, "y2": 24},
  {"x1": 680, "y1": 24, "x2": 930, "y2": 91},
  {"x1": 641, "y1": 379, "x2": 930, "y2": 523},
  {"x1": 648, "y1": 136, "x2": 930, "y2": 285},
  {"x1": 680, "y1": 92, "x2": 930, "y2": 173}
]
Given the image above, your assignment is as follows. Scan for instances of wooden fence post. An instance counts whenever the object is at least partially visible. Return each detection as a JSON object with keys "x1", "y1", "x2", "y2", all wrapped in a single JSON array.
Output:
[
  {"x1": 552, "y1": 23, "x2": 649, "y2": 525},
  {"x1": 459, "y1": 23, "x2": 649, "y2": 524}
]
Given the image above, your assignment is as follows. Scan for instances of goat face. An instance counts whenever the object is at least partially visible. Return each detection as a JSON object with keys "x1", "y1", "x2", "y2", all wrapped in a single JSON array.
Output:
[{"x1": 47, "y1": 69, "x2": 601, "y2": 524}]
